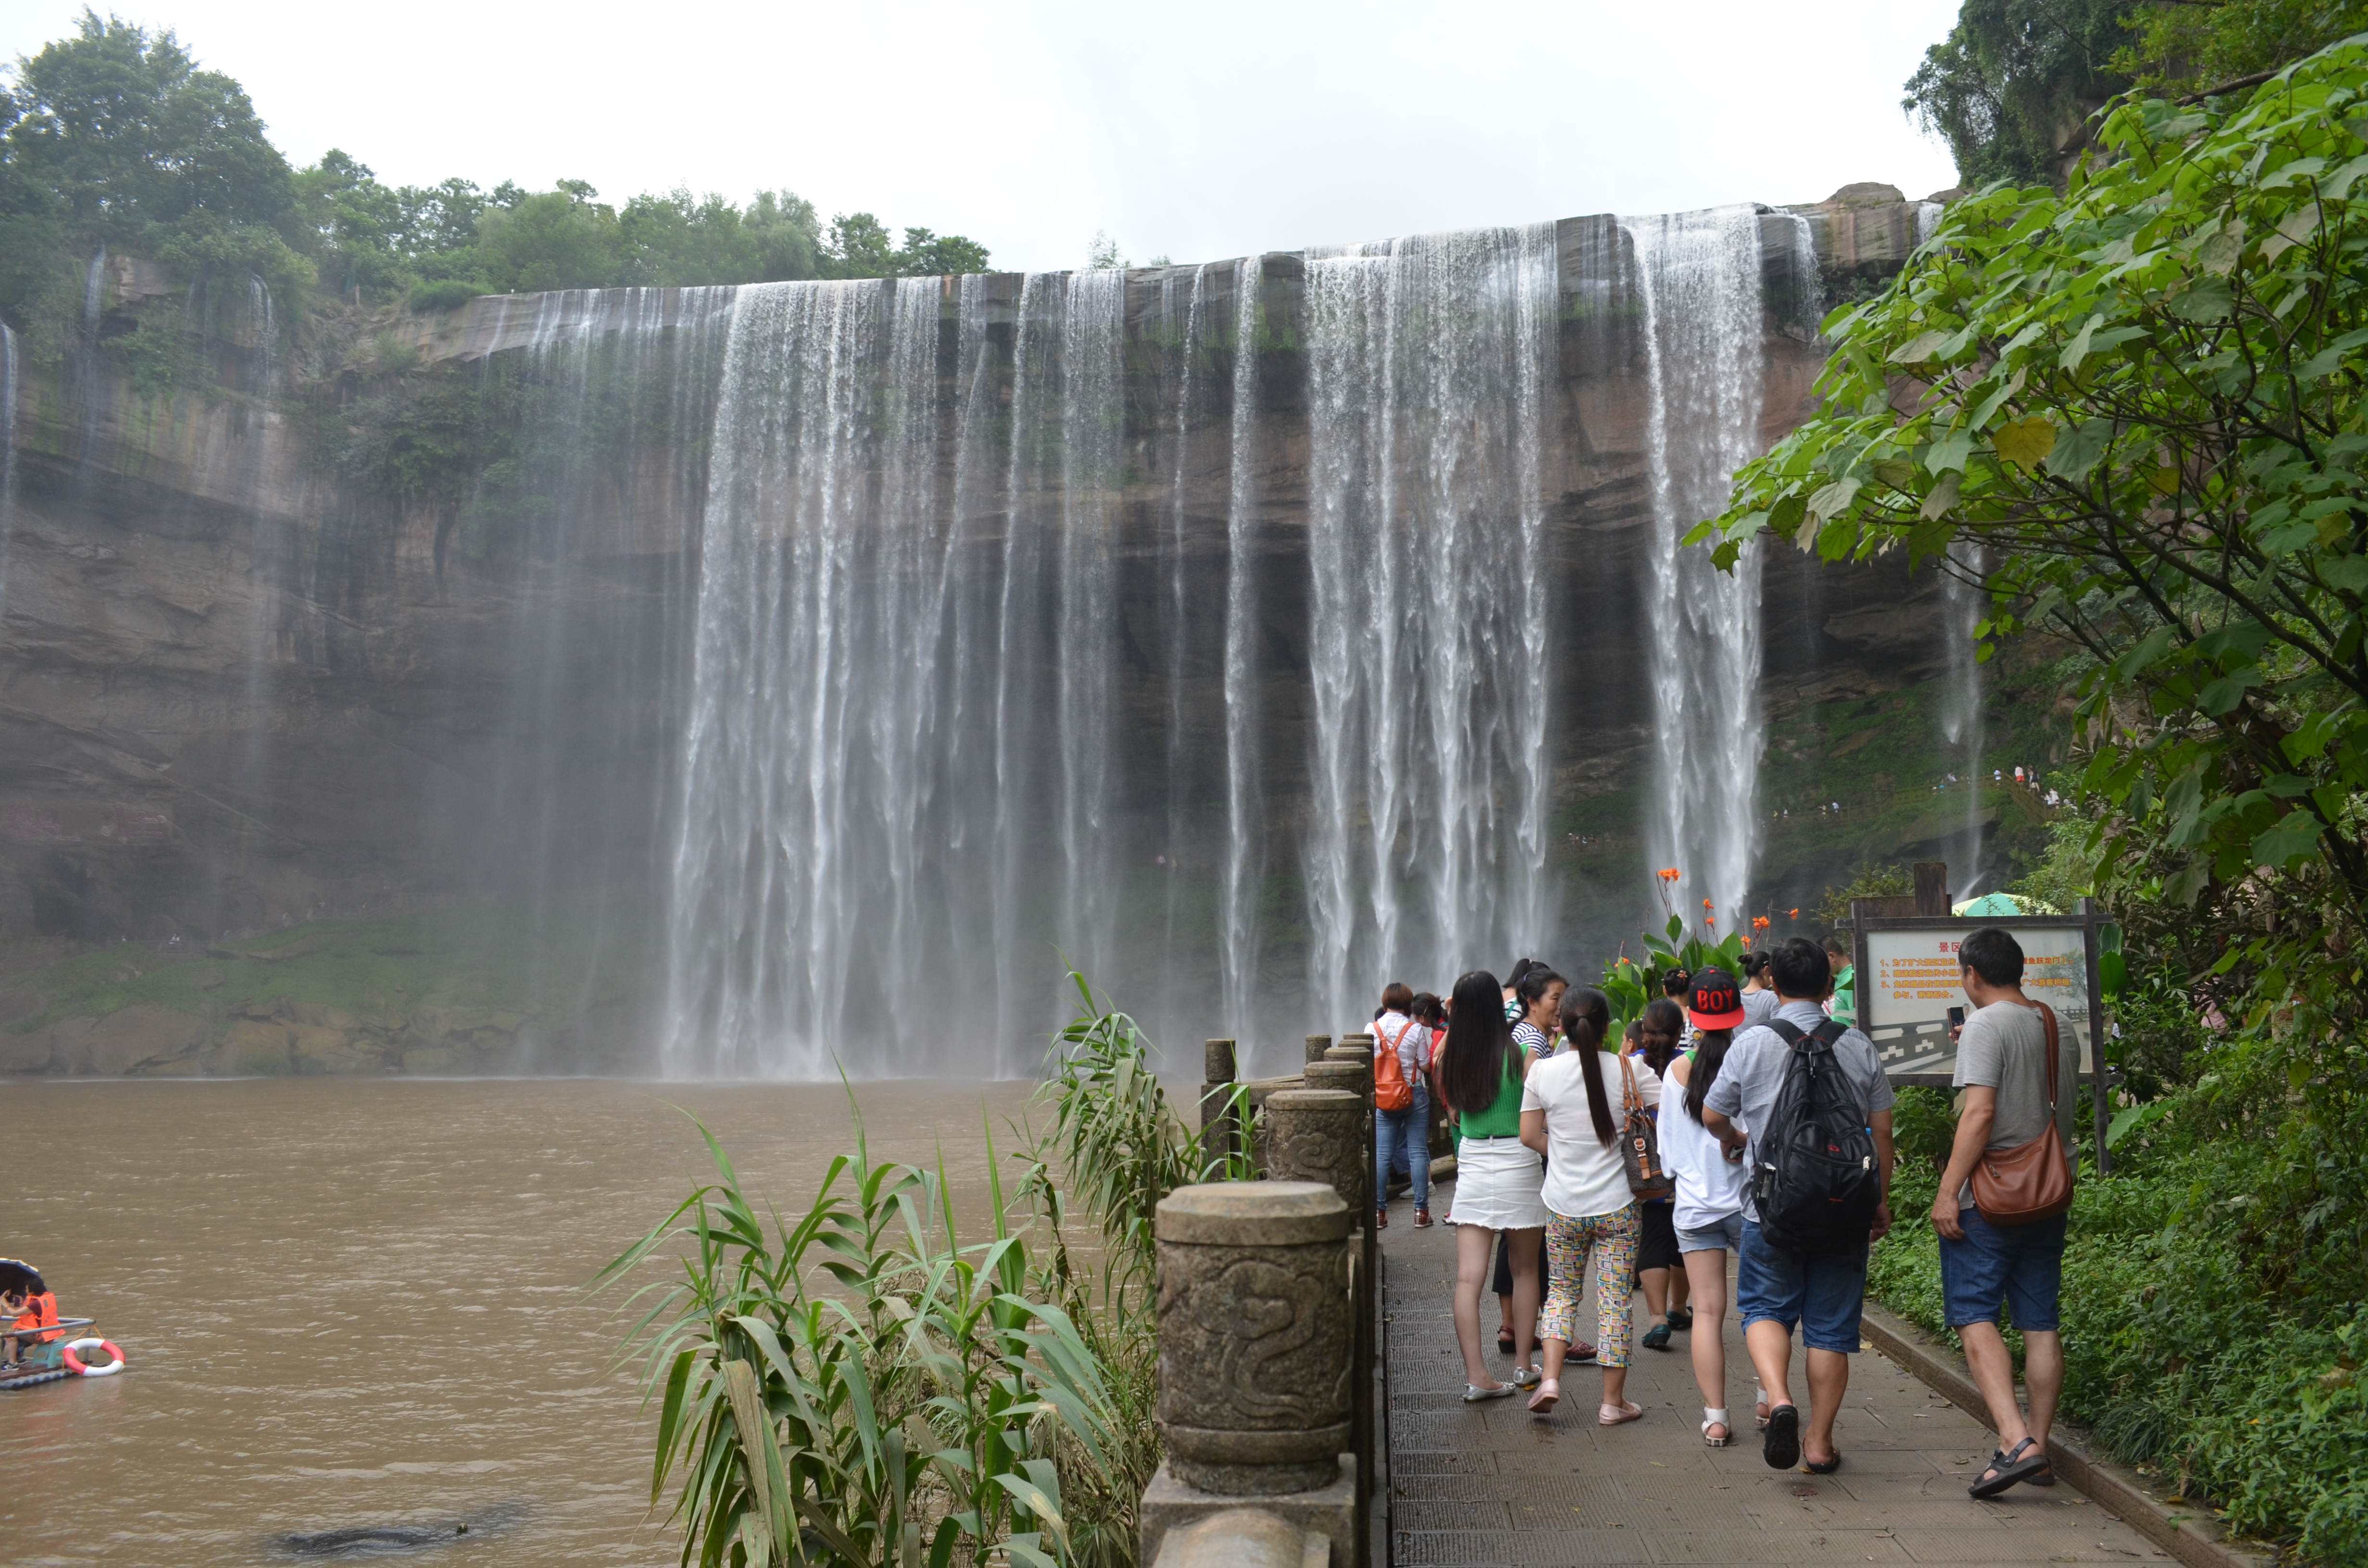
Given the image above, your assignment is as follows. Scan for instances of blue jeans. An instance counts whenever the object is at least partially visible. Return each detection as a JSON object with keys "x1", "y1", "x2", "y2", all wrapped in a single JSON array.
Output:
[
  {"x1": 1737, "y1": 1219, "x2": 1869, "y2": 1354},
  {"x1": 1939, "y1": 1203, "x2": 2066, "y2": 1332},
  {"x1": 1375, "y1": 1081, "x2": 1430, "y2": 1212}
]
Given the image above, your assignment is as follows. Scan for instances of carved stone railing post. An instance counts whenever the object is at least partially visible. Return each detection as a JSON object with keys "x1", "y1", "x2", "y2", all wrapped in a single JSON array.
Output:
[
  {"x1": 1141, "y1": 1182, "x2": 1357, "y2": 1568},
  {"x1": 1200, "y1": 1038, "x2": 1239, "y2": 1165},
  {"x1": 1304, "y1": 1034, "x2": 1332, "y2": 1066},
  {"x1": 1263, "y1": 1089, "x2": 1368, "y2": 1218},
  {"x1": 1263, "y1": 1084, "x2": 1372, "y2": 1548}
]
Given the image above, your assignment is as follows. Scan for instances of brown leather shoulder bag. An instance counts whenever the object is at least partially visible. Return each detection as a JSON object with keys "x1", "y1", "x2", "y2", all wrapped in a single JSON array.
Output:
[{"x1": 1969, "y1": 1001, "x2": 2076, "y2": 1224}]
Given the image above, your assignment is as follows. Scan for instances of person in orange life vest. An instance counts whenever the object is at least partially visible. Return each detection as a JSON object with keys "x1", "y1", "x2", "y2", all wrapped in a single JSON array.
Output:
[{"x1": 1, "y1": 1261, "x2": 61, "y2": 1373}]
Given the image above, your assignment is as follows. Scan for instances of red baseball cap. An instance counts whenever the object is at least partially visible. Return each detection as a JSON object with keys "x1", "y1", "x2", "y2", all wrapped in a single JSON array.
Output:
[{"x1": 1689, "y1": 968, "x2": 1745, "y2": 1030}]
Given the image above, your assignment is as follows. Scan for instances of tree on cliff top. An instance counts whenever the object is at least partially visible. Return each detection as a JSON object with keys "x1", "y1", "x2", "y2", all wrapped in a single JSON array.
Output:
[
  {"x1": 6, "y1": 10, "x2": 295, "y2": 245},
  {"x1": 1907, "y1": 0, "x2": 2368, "y2": 188}
]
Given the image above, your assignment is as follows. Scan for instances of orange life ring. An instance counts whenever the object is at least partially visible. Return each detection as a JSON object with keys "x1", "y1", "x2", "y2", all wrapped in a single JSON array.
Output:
[{"x1": 61, "y1": 1337, "x2": 124, "y2": 1377}]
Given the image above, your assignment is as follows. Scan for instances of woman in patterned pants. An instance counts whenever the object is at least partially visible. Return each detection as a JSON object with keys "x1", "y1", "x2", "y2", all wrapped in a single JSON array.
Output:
[{"x1": 1519, "y1": 986, "x2": 1661, "y2": 1424}]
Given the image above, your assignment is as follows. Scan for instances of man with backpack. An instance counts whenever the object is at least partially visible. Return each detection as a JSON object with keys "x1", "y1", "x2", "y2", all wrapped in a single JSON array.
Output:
[{"x1": 1701, "y1": 935, "x2": 1896, "y2": 1475}]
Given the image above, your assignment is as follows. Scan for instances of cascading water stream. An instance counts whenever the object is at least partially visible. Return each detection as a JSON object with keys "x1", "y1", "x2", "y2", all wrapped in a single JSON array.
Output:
[
  {"x1": 1218, "y1": 257, "x2": 1265, "y2": 1043},
  {"x1": 0, "y1": 323, "x2": 16, "y2": 619},
  {"x1": 1623, "y1": 206, "x2": 1771, "y2": 928},
  {"x1": 1300, "y1": 224, "x2": 1557, "y2": 1031},
  {"x1": 1943, "y1": 544, "x2": 1988, "y2": 897}
]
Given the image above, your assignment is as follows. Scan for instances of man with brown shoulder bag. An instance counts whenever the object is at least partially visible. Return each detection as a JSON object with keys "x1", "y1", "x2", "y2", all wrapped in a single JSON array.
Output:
[{"x1": 1934, "y1": 926, "x2": 2077, "y2": 1500}]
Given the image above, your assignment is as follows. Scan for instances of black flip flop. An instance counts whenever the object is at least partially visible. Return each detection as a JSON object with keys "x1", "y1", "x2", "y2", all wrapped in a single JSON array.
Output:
[
  {"x1": 1802, "y1": 1452, "x2": 1842, "y2": 1474},
  {"x1": 1969, "y1": 1437, "x2": 2050, "y2": 1498},
  {"x1": 1762, "y1": 1404, "x2": 1800, "y2": 1470},
  {"x1": 1496, "y1": 1330, "x2": 1517, "y2": 1355}
]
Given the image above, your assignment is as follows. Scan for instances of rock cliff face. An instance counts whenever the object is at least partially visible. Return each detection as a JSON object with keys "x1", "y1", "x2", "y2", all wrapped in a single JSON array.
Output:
[{"x1": 0, "y1": 187, "x2": 2005, "y2": 1077}]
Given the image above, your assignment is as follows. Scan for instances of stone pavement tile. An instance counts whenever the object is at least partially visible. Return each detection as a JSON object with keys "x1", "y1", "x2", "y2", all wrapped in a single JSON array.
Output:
[
  {"x1": 1887, "y1": 1525, "x2": 2175, "y2": 1561},
  {"x1": 1399, "y1": 1499, "x2": 1518, "y2": 1531},
  {"x1": 1396, "y1": 1527, "x2": 1668, "y2": 1565},
  {"x1": 1395, "y1": 1449, "x2": 1506, "y2": 1476},
  {"x1": 1641, "y1": 1528, "x2": 1914, "y2": 1563},
  {"x1": 1399, "y1": 1471, "x2": 1634, "y2": 1506}
]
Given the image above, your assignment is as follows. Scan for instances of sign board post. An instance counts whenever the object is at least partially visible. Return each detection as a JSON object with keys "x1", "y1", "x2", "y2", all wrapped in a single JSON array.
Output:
[{"x1": 1852, "y1": 897, "x2": 2116, "y2": 1177}]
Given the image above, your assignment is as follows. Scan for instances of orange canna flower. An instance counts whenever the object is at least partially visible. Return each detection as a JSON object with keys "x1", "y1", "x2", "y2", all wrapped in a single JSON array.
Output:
[{"x1": 1788, "y1": 907, "x2": 1800, "y2": 919}]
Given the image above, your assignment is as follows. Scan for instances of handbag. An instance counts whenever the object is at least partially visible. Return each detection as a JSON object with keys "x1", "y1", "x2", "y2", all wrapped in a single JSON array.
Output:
[
  {"x1": 1619, "y1": 1055, "x2": 1675, "y2": 1200},
  {"x1": 1968, "y1": 1001, "x2": 2077, "y2": 1224}
]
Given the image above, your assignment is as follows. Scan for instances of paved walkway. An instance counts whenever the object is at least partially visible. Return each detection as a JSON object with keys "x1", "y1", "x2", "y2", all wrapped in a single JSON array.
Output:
[{"x1": 1379, "y1": 1185, "x2": 2173, "y2": 1567}]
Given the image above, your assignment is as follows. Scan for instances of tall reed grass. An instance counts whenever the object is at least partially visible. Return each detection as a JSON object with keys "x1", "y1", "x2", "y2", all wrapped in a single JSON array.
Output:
[{"x1": 600, "y1": 971, "x2": 1252, "y2": 1568}]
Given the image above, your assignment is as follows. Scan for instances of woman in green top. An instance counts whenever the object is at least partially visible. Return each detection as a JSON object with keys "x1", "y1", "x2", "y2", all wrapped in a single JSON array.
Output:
[{"x1": 1440, "y1": 969, "x2": 1549, "y2": 1400}]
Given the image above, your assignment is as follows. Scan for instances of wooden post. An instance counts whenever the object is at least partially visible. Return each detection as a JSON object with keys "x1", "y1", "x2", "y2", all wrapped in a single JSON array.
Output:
[
  {"x1": 2082, "y1": 897, "x2": 2113, "y2": 1177},
  {"x1": 1913, "y1": 861, "x2": 1950, "y2": 916}
]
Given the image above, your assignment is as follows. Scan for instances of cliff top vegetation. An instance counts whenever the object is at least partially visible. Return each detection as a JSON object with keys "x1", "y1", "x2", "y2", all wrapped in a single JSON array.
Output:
[
  {"x1": 0, "y1": 10, "x2": 991, "y2": 362},
  {"x1": 1907, "y1": 0, "x2": 2368, "y2": 187}
]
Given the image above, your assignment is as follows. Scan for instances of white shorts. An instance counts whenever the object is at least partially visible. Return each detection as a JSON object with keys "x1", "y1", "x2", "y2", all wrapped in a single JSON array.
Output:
[{"x1": 1446, "y1": 1137, "x2": 1547, "y2": 1231}]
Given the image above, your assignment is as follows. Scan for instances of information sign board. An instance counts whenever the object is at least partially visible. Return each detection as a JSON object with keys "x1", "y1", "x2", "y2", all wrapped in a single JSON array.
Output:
[{"x1": 1863, "y1": 925, "x2": 2093, "y2": 1079}]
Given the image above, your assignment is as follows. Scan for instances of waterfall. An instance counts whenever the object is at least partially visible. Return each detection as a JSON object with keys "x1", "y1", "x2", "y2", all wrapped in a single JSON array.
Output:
[
  {"x1": 1300, "y1": 224, "x2": 1557, "y2": 1031},
  {"x1": 1623, "y1": 206, "x2": 1770, "y2": 929},
  {"x1": 1218, "y1": 257, "x2": 1265, "y2": 1046},
  {"x1": 1916, "y1": 200, "x2": 1947, "y2": 246},
  {"x1": 0, "y1": 323, "x2": 15, "y2": 619},
  {"x1": 1943, "y1": 544, "x2": 1988, "y2": 898}
]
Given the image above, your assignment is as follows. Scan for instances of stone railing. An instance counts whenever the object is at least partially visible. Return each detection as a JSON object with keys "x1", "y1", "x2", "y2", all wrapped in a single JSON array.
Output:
[{"x1": 1147, "y1": 1038, "x2": 1393, "y2": 1568}]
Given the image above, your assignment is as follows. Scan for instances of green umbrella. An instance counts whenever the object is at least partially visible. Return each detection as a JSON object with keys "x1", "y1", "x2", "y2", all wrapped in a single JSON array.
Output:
[{"x1": 1952, "y1": 893, "x2": 2023, "y2": 917}]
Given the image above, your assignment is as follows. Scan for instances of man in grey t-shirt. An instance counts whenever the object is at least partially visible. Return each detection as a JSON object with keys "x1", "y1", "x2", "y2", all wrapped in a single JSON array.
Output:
[
  {"x1": 1702, "y1": 937, "x2": 1896, "y2": 1476},
  {"x1": 1935, "y1": 927, "x2": 2070, "y2": 1500}
]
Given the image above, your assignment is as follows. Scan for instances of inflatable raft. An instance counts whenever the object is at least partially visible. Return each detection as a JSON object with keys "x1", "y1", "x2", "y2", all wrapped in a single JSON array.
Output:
[{"x1": 0, "y1": 1319, "x2": 125, "y2": 1390}]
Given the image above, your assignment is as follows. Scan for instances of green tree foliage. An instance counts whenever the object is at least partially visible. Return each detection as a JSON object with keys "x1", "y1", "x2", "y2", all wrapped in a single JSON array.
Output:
[
  {"x1": 0, "y1": 10, "x2": 308, "y2": 351},
  {"x1": 1705, "y1": 41, "x2": 2368, "y2": 1553},
  {"x1": 818, "y1": 212, "x2": 987, "y2": 280},
  {"x1": 1705, "y1": 37, "x2": 2368, "y2": 1015},
  {"x1": 0, "y1": 14, "x2": 991, "y2": 355},
  {"x1": 1906, "y1": 0, "x2": 2134, "y2": 186},
  {"x1": 1907, "y1": 1, "x2": 2368, "y2": 187},
  {"x1": 2124, "y1": 0, "x2": 2368, "y2": 94}
]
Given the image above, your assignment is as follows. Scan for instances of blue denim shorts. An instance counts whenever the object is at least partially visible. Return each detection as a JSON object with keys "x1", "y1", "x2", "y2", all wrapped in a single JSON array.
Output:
[
  {"x1": 1674, "y1": 1212, "x2": 1744, "y2": 1255},
  {"x1": 1938, "y1": 1203, "x2": 2067, "y2": 1333},
  {"x1": 1736, "y1": 1219, "x2": 1868, "y2": 1354}
]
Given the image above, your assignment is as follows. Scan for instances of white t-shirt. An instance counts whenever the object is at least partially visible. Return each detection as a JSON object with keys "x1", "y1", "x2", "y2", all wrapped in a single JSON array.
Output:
[
  {"x1": 1522, "y1": 1051, "x2": 1660, "y2": 1220},
  {"x1": 1661, "y1": 1059, "x2": 1749, "y2": 1233},
  {"x1": 1741, "y1": 988, "x2": 1780, "y2": 1027}
]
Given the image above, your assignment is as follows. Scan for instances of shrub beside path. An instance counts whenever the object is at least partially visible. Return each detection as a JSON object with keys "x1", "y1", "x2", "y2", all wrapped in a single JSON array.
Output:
[{"x1": 1381, "y1": 1186, "x2": 2174, "y2": 1566}]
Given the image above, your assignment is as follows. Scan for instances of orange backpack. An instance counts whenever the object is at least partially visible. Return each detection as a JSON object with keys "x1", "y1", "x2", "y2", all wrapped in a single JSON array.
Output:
[{"x1": 1373, "y1": 1018, "x2": 1418, "y2": 1112}]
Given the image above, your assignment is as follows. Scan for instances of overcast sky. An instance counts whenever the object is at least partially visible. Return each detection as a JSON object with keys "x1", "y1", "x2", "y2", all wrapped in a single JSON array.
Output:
[{"x1": 4, "y1": 1, "x2": 1967, "y2": 274}]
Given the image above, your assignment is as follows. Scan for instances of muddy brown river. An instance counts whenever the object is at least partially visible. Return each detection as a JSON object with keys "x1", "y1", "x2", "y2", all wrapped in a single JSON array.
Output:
[{"x1": 0, "y1": 1078, "x2": 1036, "y2": 1565}]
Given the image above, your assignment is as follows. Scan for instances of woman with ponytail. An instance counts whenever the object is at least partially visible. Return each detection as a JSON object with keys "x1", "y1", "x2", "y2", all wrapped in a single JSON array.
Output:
[
  {"x1": 1438, "y1": 969, "x2": 1548, "y2": 1401},
  {"x1": 1662, "y1": 968, "x2": 1756, "y2": 1446},
  {"x1": 1517, "y1": 985, "x2": 1659, "y2": 1425}
]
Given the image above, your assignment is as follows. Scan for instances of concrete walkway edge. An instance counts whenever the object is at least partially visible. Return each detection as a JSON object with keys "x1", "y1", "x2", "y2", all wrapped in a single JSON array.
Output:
[{"x1": 1858, "y1": 1300, "x2": 2279, "y2": 1568}]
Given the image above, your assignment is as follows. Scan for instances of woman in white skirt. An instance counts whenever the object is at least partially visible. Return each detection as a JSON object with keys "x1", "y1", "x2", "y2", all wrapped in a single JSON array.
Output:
[{"x1": 1440, "y1": 968, "x2": 1548, "y2": 1400}]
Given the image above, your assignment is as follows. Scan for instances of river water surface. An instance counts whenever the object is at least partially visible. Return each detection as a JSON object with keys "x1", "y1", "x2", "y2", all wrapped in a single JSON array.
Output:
[{"x1": 0, "y1": 1078, "x2": 1034, "y2": 1566}]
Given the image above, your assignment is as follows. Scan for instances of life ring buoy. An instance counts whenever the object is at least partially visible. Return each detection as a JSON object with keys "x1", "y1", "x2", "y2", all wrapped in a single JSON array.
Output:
[{"x1": 61, "y1": 1338, "x2": 124, "y2": 1377}]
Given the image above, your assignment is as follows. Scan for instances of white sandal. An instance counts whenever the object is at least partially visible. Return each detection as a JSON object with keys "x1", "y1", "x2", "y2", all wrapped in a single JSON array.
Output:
[
  {"x1": 1527, "y1": 1377, "x2": 1561, "y2": 1414},
  {"x1": 1702, "y1": 1407, "x2": 1732, "y2": 1446},
  {"x1": 1461, "y1": 1381, "x2": 1518, "y2": 1402}
]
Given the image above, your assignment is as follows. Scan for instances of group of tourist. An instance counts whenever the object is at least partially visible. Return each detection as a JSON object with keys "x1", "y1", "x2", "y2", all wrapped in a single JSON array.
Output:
[{"x1": 1369, "y1": 926, "x2": 2072, "y2": 1496}]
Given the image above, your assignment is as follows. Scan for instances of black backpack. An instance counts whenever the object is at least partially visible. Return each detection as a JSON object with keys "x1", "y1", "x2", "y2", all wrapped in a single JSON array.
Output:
[{"x1": 1751, "y1": 1017, "x2": 1883, "y2": 1256}]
